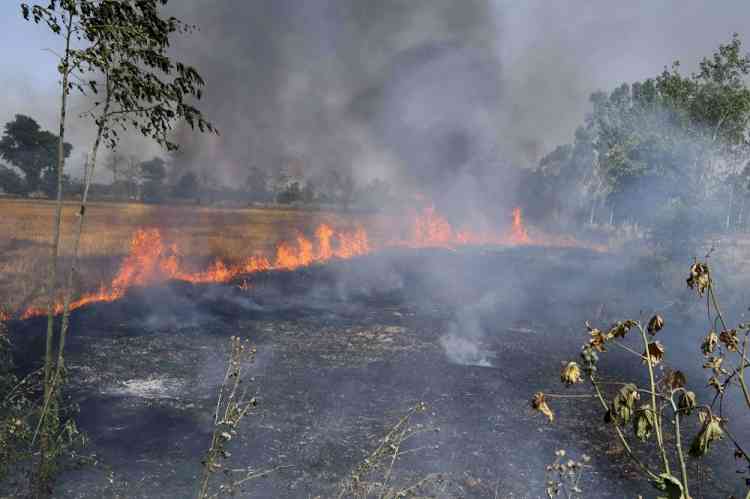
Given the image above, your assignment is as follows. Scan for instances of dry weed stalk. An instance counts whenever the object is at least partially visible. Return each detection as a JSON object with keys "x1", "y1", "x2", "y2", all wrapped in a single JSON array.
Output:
[
  {"x1": 544, "y1": 449, "x2": 590, "y2": 499},
  {"x1": 335, "y1": 401, "x2": 447, "y2": 499},
  {"x1": 197, "y1": 335, "x2": 264, "y2": 499},
  {"x1": 532, "y1": 258, "x2": 750, "y2": 499}
]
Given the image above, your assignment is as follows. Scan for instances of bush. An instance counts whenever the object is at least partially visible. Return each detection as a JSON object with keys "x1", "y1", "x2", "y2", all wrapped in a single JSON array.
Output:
[{"x1": 532, "y1": 259, "x2": 750, "y2": 498}]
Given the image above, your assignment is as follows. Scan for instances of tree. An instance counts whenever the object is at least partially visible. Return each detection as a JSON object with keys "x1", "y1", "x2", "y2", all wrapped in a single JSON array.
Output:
[
  {"x1": 120, "y1": 155, "x2": 142, "y2": 199},
  {"x1": 0, "y1": 165, "x2": 26, "y2": 195},
  {"x1": 276, "y1": 181, "x2": 302, "y2": 204},
  {"x1": 39, "y1": 163, "x2": 72, "y2": 198},
  {"x1": 140, "y1": 157, "x2": 167, "y2": 203},
  {"x1": 21, "y1": 2, "x2": 215, "y2": 495},
  {"x1": 302, "y1": 180, "x2": 316, "y2": 204},
  {"x1": 536, "y1": 35, "x2": 750, "y2": 232},
  {"x1": 0, "y1": 115, "x2": 71, "y2": 194},
  {"x1": 173, "y1": 171, "x2": 199, "y2": 200},
  {"x1": 244, "y1": 166, "x2": 270, "y2": 202},
  {"x1": 104, "y1": 151, "x2": 125, "y2": 185}
]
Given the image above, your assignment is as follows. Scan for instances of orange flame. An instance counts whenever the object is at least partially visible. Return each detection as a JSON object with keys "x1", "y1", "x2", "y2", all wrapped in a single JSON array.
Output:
[
  {"x1": 404, "y1": 205, "x2": 532, "y2": 248},
  {"x1": 17, "y1": 205, "x2": 597, "y2": 320}
]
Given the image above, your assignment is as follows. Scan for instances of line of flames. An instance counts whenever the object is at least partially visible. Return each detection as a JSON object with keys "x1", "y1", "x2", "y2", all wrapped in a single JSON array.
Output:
[{"x1": 10, "y1": 206, "x2": 585, "y2": 321}]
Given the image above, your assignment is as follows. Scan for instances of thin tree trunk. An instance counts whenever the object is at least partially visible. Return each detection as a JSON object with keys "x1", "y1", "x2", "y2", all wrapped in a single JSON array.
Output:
[
  {"x1": 36, "y1": 11, "x2": 74, "y2": 499},
  {"x1": 726, "y1": 185, "x2": 734, "y2": 231},
  {"x1": 738, "y1": 196, "x2": 746, "y2": 231},
  {"x1": 55, "y1": 79, "x2": 112, "y2": 384}
]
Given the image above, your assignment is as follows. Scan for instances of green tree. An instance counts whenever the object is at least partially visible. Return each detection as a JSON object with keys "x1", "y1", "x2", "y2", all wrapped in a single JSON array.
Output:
[
  {"x1": 21, "y1": 2, "x2": 214, "y2": 495},
  {"x1": 140, "y1": 157, "x2": 167, "y2": 203},
  {"x1": 0, "y1": 115, "x2": 71, "y2": 194},
  {"x1": 277, "y1": 181, "x2": 302, "y2": 204},
  {"x1": 536, "y1": 35, "x2": 750, "y2": 231},
  {"x1": 0, "y1": 165, "x2": 27, "y2": 195},
  {"x1": 245, "y1": 166, "x2": 270, "y2": 202},
  {"x1": 173, "y1": 171, "x2": 199, "y2": 200}
]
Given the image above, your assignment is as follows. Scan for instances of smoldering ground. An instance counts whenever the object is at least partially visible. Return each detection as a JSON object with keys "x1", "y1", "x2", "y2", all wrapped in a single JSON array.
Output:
[{"x1": 6, "y1": 245, "x2": 750, "y2": 498}]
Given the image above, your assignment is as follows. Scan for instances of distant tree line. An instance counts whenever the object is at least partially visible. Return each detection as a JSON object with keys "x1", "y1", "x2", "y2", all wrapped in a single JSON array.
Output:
[
  {"x1": 0, "y1": 114, "x2": 397, "y2": 211},
  {"x1": 520, "y1": 34, "x2": 750, "y2": 242}
]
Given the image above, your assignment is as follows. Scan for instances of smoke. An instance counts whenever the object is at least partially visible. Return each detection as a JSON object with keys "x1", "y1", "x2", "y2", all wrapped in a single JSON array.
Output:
[
  {"x1": 4, "y1": 1, "x2": 750, "y2": 200},
  {"x1": 440, "y1": 292, "x2": 501, "y2": 367},
  {"x1": 153, "y1": 0, "x2": 750, "y2": 224}
]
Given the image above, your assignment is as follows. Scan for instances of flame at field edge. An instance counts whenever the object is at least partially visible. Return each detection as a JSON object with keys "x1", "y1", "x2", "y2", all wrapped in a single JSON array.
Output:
[{"x1": 9, "y1": 206, "x2": 602, "y2": 321}]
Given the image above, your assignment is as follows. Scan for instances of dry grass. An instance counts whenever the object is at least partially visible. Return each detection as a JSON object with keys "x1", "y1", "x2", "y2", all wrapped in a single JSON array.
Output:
[{"x1": 0, "y1": 198, "x2": 376, "y2": 316}]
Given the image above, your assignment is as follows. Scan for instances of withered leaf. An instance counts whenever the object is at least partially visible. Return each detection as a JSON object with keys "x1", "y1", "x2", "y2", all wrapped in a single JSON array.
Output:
[
  {"x1": 703, "y1": 356, "x2": 724, "y2": 374},
  {"x1": 532, "y1": 392, "x2": 555, "y2": 423},
  {"x1": 650, "y1": 473, "x2": 684, "y2": 499},
  {"x1": 707, "y1": 376, "x2": 724, "y2": 396},
  {"x1": 689, "y1": 414, "x2": 724, "y2": 457},
  {"x1": 611, "y1": 383, "x2": 639, "y2": 424},
  {"x1": 663, "y1": 370, "x2": 686, "y2": 390},
  {"x1": 678, "y1": 391, "x2": 696, "y2": 415},
  {"x1": 633, "y1": 405, "x2": 656, "y2": 442}
]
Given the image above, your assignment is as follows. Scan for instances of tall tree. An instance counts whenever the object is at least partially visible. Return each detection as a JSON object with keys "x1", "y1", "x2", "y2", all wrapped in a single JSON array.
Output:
[
  {"x1": 0, "y1": 165, "x2": 27, "y2": 195},
  {"x1": 173, "y1": 171, "x2": 199, "y2": 200},
  {"x1": 21, "y1": 2, "x2": 215, "y2": 495},
  {"x1": 140, "y1": 156, "x2": 167, "y2": 203},
  {"x1": 0, "y1": 115, "x2": 71, "y2": 194},
  {"x1": 535, "y1": 34, "x2": 750, "y2": 231},
  {"x1": 245, "y1": 166, "x2": 269, "y2": 202}
]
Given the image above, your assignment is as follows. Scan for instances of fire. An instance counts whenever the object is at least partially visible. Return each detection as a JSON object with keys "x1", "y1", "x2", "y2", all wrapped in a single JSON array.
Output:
[
  {"x1": 406, "y1": 205, "x2": 531, "y2": 248},
  {"x1": 511, "y1": 207, "x2": 530, "y2": 244},
  {"x1": 17, "y1": 205, "x2": 597, "y2": 320}
]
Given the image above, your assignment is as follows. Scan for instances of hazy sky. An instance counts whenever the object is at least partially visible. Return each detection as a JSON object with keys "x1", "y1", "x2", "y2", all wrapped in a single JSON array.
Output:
[{"x1": 1, "y1": 1, "x2": 750, "y2": 184}]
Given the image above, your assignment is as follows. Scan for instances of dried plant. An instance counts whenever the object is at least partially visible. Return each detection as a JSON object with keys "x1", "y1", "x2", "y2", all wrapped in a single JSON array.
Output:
[
  {"x1": 0, "y1": 321, "x2": 34, "y2": 483},
  {"x1": 544, "y1": 449, "x2": 590, "y2": 499},
  {"x1": 336, "y1": 402, "x2": 447, "y2": 499},
  {"x1": 198, "y1": 336, "x2": 266, "y2": 499},
  {"x1": 532, "y1": 258, "x2": 750, "y2": 499}
]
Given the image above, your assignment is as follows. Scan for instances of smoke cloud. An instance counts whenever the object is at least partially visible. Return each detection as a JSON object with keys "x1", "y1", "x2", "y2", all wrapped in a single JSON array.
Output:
[{"x1": 4, "y1": 1, "x2": 750, "y2": 206}]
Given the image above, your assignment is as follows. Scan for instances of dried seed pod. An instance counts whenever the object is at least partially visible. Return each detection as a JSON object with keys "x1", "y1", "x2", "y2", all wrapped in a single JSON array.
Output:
[
  {"x1": 609, "y1": 320, "x2": 637, "y2": 338},
  {"x1": 643, "y1": 342, "x2": 665, "y2": 366},
  {"x1": 719, "y1": 329, "x2": 739, "y2": 352},
  {"x1": 588, "y1": 328, "x2": 609, "y2": 352},
  {"x1": 687, "y1": 262, "x2": 711, "y2": 296},
  {"x1": 689, "y1": 414, "x2": 724, "y2": 457},
  {"x1": 560, "y1": 361, "x2": 583, "y2": 386},
  {"x1": 647, "y1": 314, "x2": 664, "y2": 334},
  {"x1": 701, "y1": 331, "x2": 719, "y2": 356},
  {"x1": 703, "y1": 356, "x2": 724, "y2": 375},
  {"x1": 532, "y1": 392, "x2": 555, "y2": 422}
]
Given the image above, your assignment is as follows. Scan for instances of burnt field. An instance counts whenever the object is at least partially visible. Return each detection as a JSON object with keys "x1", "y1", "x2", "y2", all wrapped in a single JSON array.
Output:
[{"x1": 6, "y1": 245, "x2": 749, "y2": 498}]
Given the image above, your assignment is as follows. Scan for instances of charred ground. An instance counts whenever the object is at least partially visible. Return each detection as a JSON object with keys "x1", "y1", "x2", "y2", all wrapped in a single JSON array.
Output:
[{"x1": 6, "y1": 246, "x2": 749, "y2": 498}]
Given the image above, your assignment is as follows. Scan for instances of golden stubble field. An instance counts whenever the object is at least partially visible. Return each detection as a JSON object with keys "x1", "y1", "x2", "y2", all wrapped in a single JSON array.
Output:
[{"x1": 0, "y1": 198, "x2": 384, "y2": 316}]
